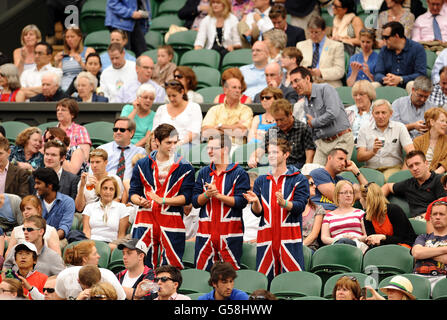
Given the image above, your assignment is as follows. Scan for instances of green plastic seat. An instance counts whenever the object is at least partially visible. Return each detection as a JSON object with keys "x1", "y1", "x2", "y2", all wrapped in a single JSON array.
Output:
[
  {"x1": 379, "y1": 274, "x2": 431, "y2": 300},
  {"x1": 84, "y1": 30, "x2": 111, "y2": 52},
  {"x1": 388, "y1": 195, "x2": 411, "y2": 218},
  {"x1": 149, "y1": 14, "x2": 185, "y2": 34},
  {"x1": 179, "y1": 269, "x2": 212, "y2": 294},
  {"x1": 144, "y1": 30, "x2": 164, "y2": 50},
  {"x1": 157, "y1": 0, "x2": 187, "y2": 15},
  {"x1": 63, "y1": 239, "x2": 111, "y2": 269},
  {"x1": 37, "y1": 121, "x2": 59, "y2": 133},
  {"x1": 2, "y1": 121, "x2": 30, "y2": 144},
  {"x1": 221, "y1": 49, "x2": 253, "y2": 71},
  {"x1": 358, "y1": 168, "x2": 385, "y2": 186},
  {"x1": 142, "y1": 48, "x2": 179, "y2": 64},
  {"x1": 386, "y1": 170, "x2": 412, "y2": 183},
  {"x1": 432, "y1": 277, "x2": 447, "y2": 300},
  {"x1": 303, "y1": 245, "x2": 313, "y2": 272},
  {"x1": 247, "y1": 166, "x2": 271, "y2": 176},
  {"x1": 180, "y1": 49, "x2": 221, "y2": 69},
  {"x1": 426, "y1": 49, "x2": 437, "y2": 78},
  {"x1": 107, "y1": 248, "x2": 125, "y2": 274},
  {"x1": 240, "y1": 242, "x2": 257, "y2": 270},
  {"x1": 234, "y1": 270, "x2": 268, "y2": 294},
  {"x1": 362, "y1": 245, "x2": 414, "y2": 283},
  {"x1": 196, "y1": 86, "x2": 223, "y2": 103},
  {"x1": 351, "y1": 147, "x2": 365, "y2": 168},
  {"x1": 83, "y1": 121, "x2": 114, "y2": 148},
  {"x1": 409, "y1": 218, "x2": 427, "y2": 236},
  {"x1": 182, "y1": 241, "x2": 195, "y2": 269},
  {"x1": 80, "y1": 0, "x2": 107, "y2": 34},
  {"x1": 192, "y1": 66, "x2": 221, "y2": 89},
  {"x1": 293, "y1": 295, "x2": 328, "y2": 300},
  {"x1": 336, "y1": 86, "x2": 354, "y2": 106},
  {"x1": 323, "y1": 272, "x2": 372, "y2": 299},
  {"x1": 231, "y1": 143, "x2": 266, "y2": 169},
  {"x1": 375, "y1": 86, "x2": 408, "y2": 103},
  {"x1": 166, "y1": 30, "x2": 198, "y2": 59},
  {"x1": 270, "y1": 271, "x2": 323, "y2": 299},
  {"x1": 310, "y1": 244, "x2": 364, "y2": 286}
]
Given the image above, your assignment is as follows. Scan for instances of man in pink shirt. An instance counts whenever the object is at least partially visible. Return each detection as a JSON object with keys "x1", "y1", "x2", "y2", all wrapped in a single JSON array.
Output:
[{"x1": 412, "y1": 0, "x2": 447, "y2": 42}]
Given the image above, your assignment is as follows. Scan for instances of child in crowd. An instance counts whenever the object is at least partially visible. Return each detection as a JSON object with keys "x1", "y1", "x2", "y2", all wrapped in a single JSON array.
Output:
[{"x1": 152, "y1": 45, "x2": 177, "y2": 87}]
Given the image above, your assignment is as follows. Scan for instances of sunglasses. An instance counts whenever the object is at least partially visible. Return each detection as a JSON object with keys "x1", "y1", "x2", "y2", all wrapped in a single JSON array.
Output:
[
  {"x1": 154, "y1": 276, "x2": 174, "y2": 283},
  {"x1": 341, "y1": 275, "x2": 358, "y2": 282},
  {"x1": 90, "y1": 294, "x2": 107, "y2": 300},
  {"x1": 260, "y1": 96, "x2": 273, "y2": 101},
  {"x1": 43, "y1": 287, "x2": 55, "y2": 293},
  {"x1": 22, "y1": 227, "x2": 41, "y2": 232},
  {"x1": 382, "y1": 35, "x2": 391, "y2": 40},
  {"x1": 44, "y1": 135, "x2": 55, "y2": 142},
  {"x1": 113, "y1": 127, "x2": 130, "y2": 133},
  {"x1": 173, "y1": 74, "x2": 183, "y2": 79},
  {"x1": 249, "y1": 295, "x2": 266, "y2": 300}
]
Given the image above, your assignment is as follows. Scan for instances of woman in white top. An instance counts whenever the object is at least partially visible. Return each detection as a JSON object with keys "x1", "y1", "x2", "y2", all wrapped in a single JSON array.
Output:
[
  {"x1": 7, "y1": 195, "x2": 60, "y2": 257},
  {"x1": 13, "y1": 24, "x2": 41, "y2": 74},
  {"x1": 152, "y1": 80, "x2": 203, "y2": 147},
  {"x1": 82, "y1": 176, "x2": 129, "y2": 251},
  {"x1": 194, "y1": 0, "x2": 241, "y2": 56}
]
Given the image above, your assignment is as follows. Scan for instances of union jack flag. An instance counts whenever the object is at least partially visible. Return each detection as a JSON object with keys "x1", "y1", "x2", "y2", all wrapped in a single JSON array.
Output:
[
  {"x1": 192, "y1": 163, "x2": 250, "y2": 271},
  {"x1": 253, "y1": 166, "x2": 309, "y2": 282},
  {"x1": 130, "y1": 152, "x2": 195, "y2": 269}
]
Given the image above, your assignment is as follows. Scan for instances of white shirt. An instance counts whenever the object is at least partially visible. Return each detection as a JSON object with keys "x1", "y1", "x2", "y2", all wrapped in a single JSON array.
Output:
[
  {"x1": 242, "y1": 204, "x2": 260, "y2": 242},
  {"x1": 82, "y1": 200, "x2": 129, "y2": 243},
  {"x1": 20, "y1": 63, "x2": 63, "y2": 88},
  {"x1": 100, "y1": 60, "x2": 137, "y2": 102},
  {"x1": 244, "y1": 7, "x2": 274, "y2": 34},
  {"x1": 194, "y1": 14, "x2": 241, "y2": 49},
  {"x1": 77, "y1": 174, "x2": 124, "y2": 206},
  {"x1": 432, "y1": 47, "x2": 447, "y2": 84},
  {"x1": 55, "y1": 266, "x2": 126, "y2": 300},
  {"x1": 121, "y1": 272, "x2": 142, "y2": 289}
]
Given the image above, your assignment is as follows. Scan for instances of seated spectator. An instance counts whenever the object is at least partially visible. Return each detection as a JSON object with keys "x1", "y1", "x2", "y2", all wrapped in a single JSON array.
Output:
[
  {"x1": 6, "y1": 195, "x2": 60, "y2": 258},
  {"x1": 382, "y1": 150, "x2": 447, "y2": 218},
  {"x1": 55, "y1": 98, "x2": 92, "y2": 161},
  {"x1": 302, "y1": 175, "x2": 325, "y2": 252},
  {"x1": 194, "y1": 0, "x2": 241, "y2": 59},
  {"x1": 240, "y1": 41, "x2": 269, "y2": 99},
  {"x1": 309, "y1": 148, "x2": 368, "y2": 211},
  {"x1": 89, "y1": 282, "x2": 118, "y2": 300},
  {"x1": 346, "y1": 28, "x2": 379, "y2": 87},
  {"x1": 0, "y1": 278, "x2": 25, "y2": 300},
  {"x1": 65, "y1": 52, "x2": 103, "y2": 97},
  {"x1": 198, "y1": 261, "x2": 249, "y2": 300},
  {"x1": 247, "y1": 87, "x2": 281, "y2": 144},
  {"x1": 20, "y1": 42, "x2": 62, "y2": 99},
  {"x1": 82, "y1": 176, "x2": 129, "y2": 251},
  {"x1": 413, "y1": 107, "x2": 447, "y2": 174},
  {"x1": 0, "y1": 135, "x2": 31, "y2": 198},
  {"x1": 262, "y1": 28, "x2": 287, "y2": 64},
  {"x1": 29, "y1": 71, "x2": 68, "y2": 102},
  {"x1": 100, "y1": 43, "x2": 137, "y2": 103},
  {"x1": 214, "y1": 67, "x2": 252, "y2": 104},
  {"x1": 3, "y1": 216, "x2": 65, "y2": 277},
  {"x1": 253, "y1": 62, "x2": 298, "y2": 103},
  {"x1": 13, "y1": 24, "x2": 41, "y2": 74},
  {"x1": 76, "y1": 148, "x2": 124, "y2": 213},
  {"x1": 391, "y1": 75, "x2": 434, "y2": 139},
  {"x1": 115, "y1": 54, "x2": 166, "y2": 104},
  {"x1": 41, "y1": 275, "x2": 58, "y2": 300},
  {"x1": 376, "y1": 0, "x2": 415, "y2": 48},
  {"x1": 411, "y1": 0, "x2": 447, "y2": 42},
  {"x1": 0, "y1": 64, "x2": 25, "y2": 102},
  {"x1": 178, "y1": 0, "x2": 210, "y2": 30},
  {"x1": 345, "y1": 80, "x2": 375, "y2": 141},
  {"x1": 43, "y1": 127, "x2": 88, "y2": 176},
  {"x1": 431, "y1": 48, "x2": 447, "y2": 85},
  {"x1": 173, "y1": 66, "x2": 204, "y2": 103},
  {"x1": 152, "y1": 45, "x2": 177, "y2": 87},
  {"x1": 269, "y1": 4, "x2": 305, "y2": 48},
  {"x1": 365, "y1": 275, "x2": 416, "y2": 300},
  {"x1": 152, "y1": 80, "x2": 203, "y2": 147},
  {"x1": 237, "y1": 0, "x2": 273, "y2": 48},
  {"x1": 374, "y1": 21, "x2": 426, "y2": 92},
  {"x1": 361, "y1": 182, "x2": 417, "y2": 248},
  {"x1": 53, "y1": 26, "x2": 95, "y2": 92},
  {"x1": 0, "y1": 193, "x2": 22, "y2": 236},
  {"x1": 426, "y1": 177, "x2": 447, "y2": 232},
  {"x1": 120, "y1": 83, "x2": 156, "y2": 147},
  {"x1": 412, "y1": 200, "x2": 447, "y2": 291},
  {"x1": 332, "y1": 275, "x2": 362, "y2": 300},
  {"x1": 321, "y1": 180, "x2": 368, "y2": 251},
  {"x1": 280, "y1": 47, "x2": 303, "y2": 87},
  {"x1": 331, "y1": 0, "x2": 365, "y2": 52},
  {"x1": 202, "y1": 77, "x2": 253, "y2": 147},
  {"x1": 63, "y1": 240, "x2": 100, "y2": 267},
  {"x1": 428, "y1": 66, "x2": 447, "y2": 107},
  {"x1": 99, "y1": 29, "x2": 136, "y2": 71},
  {"x1": 55, "y1": 264, "x2": 126, "y2": 300},
  {"x1": 9, "y1": 127, "x2": 44, "y2": 171},
  {"x1": 74, "y1": 71, "x2": 108, "y2": 103},
  {"x1": 297, "y1": 16, "x2": 345, "y2": 88},
  {"x1": 232, "y1": 0, "x2": 254, "y2": 21},
  {"x1": 357, "y1": 99, "x2": 414, "y2": 181}
]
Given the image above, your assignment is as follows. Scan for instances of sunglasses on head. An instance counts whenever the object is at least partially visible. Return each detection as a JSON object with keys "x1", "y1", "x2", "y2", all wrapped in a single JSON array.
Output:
[
  {"x1": 22, "y1": 227, "x2": 41, "y2": 232},
  {"x1": 249, "y1": 295, "x2": 266, "y2": 300},
  {"x1": 43, "y1": 287, "x2": 55, "y2": 293},
  {"x1": 113, "y1": 127, "x2": 129, "y2": 133},
  {"x1": 154, "y1": 276, "x2": 174, "y2": 283},
  {"x1": 341, "y1": 275, "x2": 358, "y2": 282},
  {"x1": 90, "y1": 294, "x2": 107, "y2": 300},
  {"x1": 260, "y1": 96, "x2": 273, "y2": 101}
]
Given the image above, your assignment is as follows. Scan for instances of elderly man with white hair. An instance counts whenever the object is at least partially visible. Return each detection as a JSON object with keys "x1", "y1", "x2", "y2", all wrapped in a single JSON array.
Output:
[
  {"x1": 29, "y1": 71, "x2": 68, "y2": 101},
  {"x1": 74, "y1": 71, "x2": 109, "y2": 102},
  {"x1": 120, "y1": 83, "x2": 156, "y2": 147}
]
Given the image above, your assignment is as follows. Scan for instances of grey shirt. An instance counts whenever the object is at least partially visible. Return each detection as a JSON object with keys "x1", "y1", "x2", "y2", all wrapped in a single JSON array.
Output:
[
  {"x1": 391, "y1": 95, "x2": 434, "y2": 139},
  {"x1": 303, "y1": 83, "x2": 351, "y2": 140}
]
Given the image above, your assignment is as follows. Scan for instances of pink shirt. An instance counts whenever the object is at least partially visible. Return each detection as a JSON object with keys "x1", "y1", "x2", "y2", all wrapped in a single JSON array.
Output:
[
  {"x1": 155, "y1": 292, "x2": 191, "y2": 300},
  {"x1": 60, "y1": 122, "x2": 91, "y2": 147},
  {"x1": 323, "y1": 209, "x2": 365, "y2": 239},
  {"x1": 411, "y1": 8, "x2": 447, "y2": 42}
]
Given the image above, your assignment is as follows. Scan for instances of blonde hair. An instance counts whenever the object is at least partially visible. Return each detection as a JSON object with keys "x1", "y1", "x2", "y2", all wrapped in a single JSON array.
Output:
[
  {"x1": 15, "y1": 127, "x2": 42, "y2": 147},
  {"x1": 333, "y1": 180, "x2": 355, "y2": 207},
  {"x1": 90, "y1": 282, "x2": 118, "y2": 300},
  {"x1": 352, "y1": 80, "x2": 376, "y2": 101},
  {"x1": 132, "y1": 153, "x2": 146, "y2": 167},
  {"x1": 362, "y1": 182, "x2": 389, "y2": 222},
  {"x1": 20, "y1": 24, "x2": 42, "y2": 46},
  {"x1": 209, "y1": 0, "x2": 232, "y2": 19}
]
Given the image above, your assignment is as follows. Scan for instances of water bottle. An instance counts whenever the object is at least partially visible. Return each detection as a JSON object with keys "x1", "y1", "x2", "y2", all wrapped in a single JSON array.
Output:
[{"x1": 140, "y1": 280, "x2": 159, "y2": 293}]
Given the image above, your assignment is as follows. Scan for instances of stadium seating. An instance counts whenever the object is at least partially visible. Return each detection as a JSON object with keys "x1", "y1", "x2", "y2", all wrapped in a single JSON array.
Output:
[
  {"x1": 375, "y1": 86, "x2": 408, "y2": 103},
  {"x1": 221, "y1": 49, "x2": 253, "y2": 71},
  {"x1": 142, "y1": 48, "x2": 179, "y2": 64},
  {"x1": 80, "y1": 0, "x2": 107, "y2": 34},
  {"x1": 166, "y1": 30, "x2": 198, "y2": 59},
  {"x1": 234, "y1": 269, "x2": 268, "y2": 294},
  {"x1": 84, "y1": 30, "x2": 111, "y2": 52},
  {"x1": 386, "y1": 170, "x2": 412, "y2": 183},
  {"x1": 388, "y1": 195, "x2": 411, "y2": 218},
  {"x1": 182, "y1": 240, "x2": 195, "y2": 269},
  {"x1": 336, "y1": 86, "x2": 355, "y2": 106},
  {"x1": 179, "y1": 269, "x2": 212, "y2": 294},
  {"x1": 432, "y1": 278, "x2": 447, "y2": 300},
  {"x1": 37, "y1": 121, "x2": 59, "y2": 132},
  {"x1": 180, "y1": 49, "x2": 221, "y2": 69},
  {"x1": 192, "y1": 66, "x2": 221, "y2": 89},
  {"x1": 270, "y1": 271, "x2": 323, "y2": 299},
  {"x1": 426, "y1": 49, "x2": 437, "y2": 78},
  {"x1": 409, "y1": 218, "x2": 427, "y2": 236},
  {"x1": 196, "y1": 86, "x2": 223, "y2": 103},
  {"x1": 157, "y1": 0, "x2": 187, "y2": 16},
  {"x1": 240, "y1": 242, "x2": 257, "y2": 270},
  {"x1": 2, "y1": 121, "x2": 30, "y2": 144},
  {"x1": 144, "y1": 30, "x2": 164, "y2": 50},
  {"x1": 83, "y1": 121, "x2": 114, "y2": 148},
  {"x1": 149, "y1": 15, "x2": 185, "y2": 35}
]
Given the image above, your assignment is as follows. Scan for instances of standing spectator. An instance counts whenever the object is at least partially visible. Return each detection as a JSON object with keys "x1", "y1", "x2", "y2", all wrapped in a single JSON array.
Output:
[
  {"x1": 13, "y1": 25, "x2": 41, "y2": 74},
  {"x1": 0, "y1": 64, "x2": 25, "y2": 102},
  {"x1": 243, "y1": 138, "x2": 309, "y2": 281},
  {"x1": 192, "y1": 134, "x2": 249, "y2": 271},
  {"x1": 269, "y1": 4, "x2": 305, "y2": 48},
  {"x1": 411, "y1": 0, "x2": 447, "y2": 42},
  {"x1": 178, "y1": 0, "x2": 210, "y2": 30},
  {"x1": 9, "y1": 127, "x2": 44, "y2": 171},
  {"x1": 428, "y1": 66, "x2": 447, "y2": 107},
  {"x1": 99, "y1": 29, "x2": 136, "y2": 71},
  {"x1": 239, "y1": 41, "x2": 269, "y2": 99},
  {"x1": 284, "y1": 0, "x2": 320, "y2": 32},
  {"x1": 105, "y1": 0, "x2": 151, "y2": 57},
  {"x1": 152, "y1": 45, "x2": 177, "y2": 87},
  {"x1": 173, "y1": 66, "x2": 204, "y2": 103}
]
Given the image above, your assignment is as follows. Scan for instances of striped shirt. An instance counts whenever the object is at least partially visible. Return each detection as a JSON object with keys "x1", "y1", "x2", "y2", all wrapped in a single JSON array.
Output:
[{"x1": 323, "y1": 209, "x2": 365, "y2": 239}]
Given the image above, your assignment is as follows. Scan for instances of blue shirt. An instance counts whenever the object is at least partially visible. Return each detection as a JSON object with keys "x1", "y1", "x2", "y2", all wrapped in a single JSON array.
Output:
[
  {"x1": 198, "y1": 289, "x2": 249, "y2": 300},
  {"x1": 310, "y1": 168, "x2": 346, "y2": 211},
  {"x1": 347, "y1": 51, "x2": 378, "y2": 81},
  {"x1": 116, "y1": 78, "x2": 166, "y2": 104},
  {"x1": 312, "y1": 36, "x2": 326, "y2": 68},
  {"x1": 240, "y1": 64, "x2": 267, "y2": 100},
  {"x1": 374, "y1": 38, "x2": 426, "y2": 86},
  {"x1": 41, "y1": 192, "x2": 75, "y2": 237}
]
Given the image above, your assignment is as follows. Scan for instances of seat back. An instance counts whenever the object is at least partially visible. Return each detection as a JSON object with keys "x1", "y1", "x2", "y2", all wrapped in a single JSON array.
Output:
[
  {"x1": 182, "y1": 240, "x2": 195, "y2": 269},
  {"x1": 83, "y1": 121, "x2": 114, "y2": 148},
  {"x1": 80, "y1": 0, "x2": 107, "y2": 34},
  {"x1": 221, "y1": 49, "x2": 253, "y2": 71},
  {"x1": 196, "y1": 86, "x2": 223, "y2": 103},
  {"x1": 375, "y1": 86, "x2": 408, "y2": 103},
  {"x1": 426, "y1": 49, "x2": 437, "y2": 78},
  {"x1": 386, "y1": 170, "x2": 412, "y2": 183},
  {"x1": 2, "y1": 121, "x2": 30, "y2": 144},
  {"x1": 144, "y1": 30, "x2": 164, "y2": 50},
  {"x1": 323, "y1": 272, "x2": 373, "y2": 299},
  {"x1": 37, "y1": 121, "x2": 59, "y2": 132},
  {"x1": 432, "y1": 277, "x2": 447, "y2": 300},
  {"x1": 270, "y1": 271, "x2": 323, "y2": 299},
  {"x1": 388, "y1": 195, "x2": 411, "y2": 218},
  {"x1": 157, "y1": 0, "x2": 188, "y2": 15},
  {"x1": 179, "y1": 268, "x2": 212, "y2": 294},
  {"x1": 336, "y1": 86, "x2": 354, "y2": 106},
  {"x1": 234, "y1": 270, "x2": 268, "y2": 294},
  {"x1": 359, "y1": 168, "x2": 385, "y2": 186},
  {"x1": 192, "y1": 66, "x2": 221, "y2": 89},
  {"x1": 409, "y1": 218, "x2": 427, "y2": 236},
  {"x1": 84, "y1": 30, "x2": 111, "y2": 52},
  {"x1": 180, "y1": 49, "x2": 221, "y2": 69},
  {"x1": 150, "y1": 15, "x2": 185, "y2": 34},
  {"x1": 240, "y1": 242, "x2": 257, "y2": 270}
]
